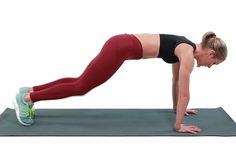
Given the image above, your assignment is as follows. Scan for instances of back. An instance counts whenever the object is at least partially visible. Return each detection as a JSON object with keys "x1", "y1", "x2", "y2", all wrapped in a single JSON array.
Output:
[{"x1": 158, "y1": 34, "x2": 196, "y2": 63}]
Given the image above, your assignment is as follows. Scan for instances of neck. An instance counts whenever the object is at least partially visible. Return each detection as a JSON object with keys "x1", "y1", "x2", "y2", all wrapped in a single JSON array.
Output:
[{"x1": 193, "y1": 44, "x2": 203, "y2": 59}]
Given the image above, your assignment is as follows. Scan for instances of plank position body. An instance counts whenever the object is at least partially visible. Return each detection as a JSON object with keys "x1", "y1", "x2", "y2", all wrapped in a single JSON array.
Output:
[{"x1": 14, "y1": 32, "x2": 227, "y2": 134}]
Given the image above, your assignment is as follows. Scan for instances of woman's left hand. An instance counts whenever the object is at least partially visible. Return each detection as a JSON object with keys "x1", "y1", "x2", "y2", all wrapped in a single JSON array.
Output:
[{"x1": 185, "y1": 109, "x2": 198, "y2": 116}]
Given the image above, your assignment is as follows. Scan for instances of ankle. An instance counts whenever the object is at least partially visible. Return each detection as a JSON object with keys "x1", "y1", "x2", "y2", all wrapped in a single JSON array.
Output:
[
  {"x1": 24, "y1": 94, "x2": 33, "y2": 104},
  {"x1": 29, "y1": 87, "x2": 34, "y2": 93}
]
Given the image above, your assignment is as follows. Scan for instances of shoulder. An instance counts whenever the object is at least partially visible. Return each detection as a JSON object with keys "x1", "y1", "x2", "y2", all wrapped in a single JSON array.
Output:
[
  {"x1": 174, "y1": 44, "x2": 195, "y2": 71},
  {"x1": 175, "y1": 43, "x2": 194, "y2": 61}
]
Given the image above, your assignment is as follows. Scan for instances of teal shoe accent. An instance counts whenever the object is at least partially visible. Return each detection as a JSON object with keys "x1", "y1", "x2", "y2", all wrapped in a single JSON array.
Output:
[
  {"x1": 19, "y1": 87, "x2": 31, "y2": 94},
  {"x1": 13, "y1": 93, "x2": 35, "y2": 126}
]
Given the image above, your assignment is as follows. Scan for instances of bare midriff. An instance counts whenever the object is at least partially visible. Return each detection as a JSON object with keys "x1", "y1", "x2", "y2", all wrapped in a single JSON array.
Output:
[{"x1": 134, "y1": 34, "x2": 160, "y2": 59}]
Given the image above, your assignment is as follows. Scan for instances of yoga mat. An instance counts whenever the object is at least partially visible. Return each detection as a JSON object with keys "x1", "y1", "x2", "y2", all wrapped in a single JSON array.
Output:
[{"x1": 0, "y1": 107, "x2": 236, "y2": 136}]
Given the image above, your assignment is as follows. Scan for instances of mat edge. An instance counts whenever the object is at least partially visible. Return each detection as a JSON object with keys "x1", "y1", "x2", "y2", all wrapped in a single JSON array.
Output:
[{"x1": 218, "y1": 107, "x2": 236, "y2": 123}]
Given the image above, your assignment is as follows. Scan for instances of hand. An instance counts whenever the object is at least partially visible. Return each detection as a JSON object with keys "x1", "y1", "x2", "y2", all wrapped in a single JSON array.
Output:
[
  {"x1": 185, "y1": 109, "x2": 198, "y2": 116},
  {"x1": 176, "y1": 124, "x2": 201, "y2": 134}
]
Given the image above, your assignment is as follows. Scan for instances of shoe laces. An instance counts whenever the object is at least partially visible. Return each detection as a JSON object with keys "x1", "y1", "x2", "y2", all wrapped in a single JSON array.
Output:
[
  {"x1": 26, "y1": 107, "x2": 35, "y2": 119},
  {"x1": 20, "y1": 105, "x2": 35, "y2": 119}
]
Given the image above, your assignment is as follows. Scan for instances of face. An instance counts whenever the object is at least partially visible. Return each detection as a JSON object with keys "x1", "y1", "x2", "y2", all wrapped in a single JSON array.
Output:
[{"x1": 196, "y1": 49, "x2": 224, "y2": 68}]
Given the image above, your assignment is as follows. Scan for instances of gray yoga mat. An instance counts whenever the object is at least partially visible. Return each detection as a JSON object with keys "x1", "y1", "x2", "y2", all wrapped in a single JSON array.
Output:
[{"x1": 0, "y1": 107, "x2": 236, "y2": 136}]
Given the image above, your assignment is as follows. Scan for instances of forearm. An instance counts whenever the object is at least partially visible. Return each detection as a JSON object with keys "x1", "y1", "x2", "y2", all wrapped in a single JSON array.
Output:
[
  {"x1": 172, "y1": 80, "x2": 179, "y2": 111},
  {"x1": 175, "y1": 96, "x2": 189, "y2": 130}
]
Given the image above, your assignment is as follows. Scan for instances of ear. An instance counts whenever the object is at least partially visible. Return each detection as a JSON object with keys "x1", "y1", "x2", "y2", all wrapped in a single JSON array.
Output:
[{"x1": 208, "y1": 49, "x2": 216, "y2": 57}]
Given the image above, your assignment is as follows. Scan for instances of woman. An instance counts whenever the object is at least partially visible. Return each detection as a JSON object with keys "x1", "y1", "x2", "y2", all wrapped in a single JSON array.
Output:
[{"x1": 13, "y1": 32, "x2": 227, "y2": 134}]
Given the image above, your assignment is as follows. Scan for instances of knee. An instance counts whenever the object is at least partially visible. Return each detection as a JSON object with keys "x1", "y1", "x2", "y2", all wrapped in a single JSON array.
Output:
[
  {"x1": 73, "y1": 83, "x2": 89, "y2": 96},
  {"x1": 77, "y1": 90, "x2": 88, "y2": 96}
]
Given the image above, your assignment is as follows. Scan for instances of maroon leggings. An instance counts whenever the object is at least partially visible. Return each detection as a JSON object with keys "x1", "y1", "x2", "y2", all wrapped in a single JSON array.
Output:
[{"x1": 30, "y1": 34, "x2": 143, "y2": 102}]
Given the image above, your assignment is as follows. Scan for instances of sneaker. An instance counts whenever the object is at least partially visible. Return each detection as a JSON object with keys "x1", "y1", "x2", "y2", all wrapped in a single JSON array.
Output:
[
  {"x1": 13, "y1": 93, "x2": 35, "y2": 126},
  {"x1": 19, "y1": 87, "x2": 31, "y2": 94}
]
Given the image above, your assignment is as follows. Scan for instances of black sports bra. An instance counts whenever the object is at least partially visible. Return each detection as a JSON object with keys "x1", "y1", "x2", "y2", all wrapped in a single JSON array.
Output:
[{"x1": 158, "y1": 34, "x2": 196, "y2": 63}]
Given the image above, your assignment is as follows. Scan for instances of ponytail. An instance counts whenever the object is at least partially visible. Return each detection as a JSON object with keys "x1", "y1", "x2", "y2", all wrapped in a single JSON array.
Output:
[{"x1": 202, "y1": 31, "x2": 216, "y2": 47}]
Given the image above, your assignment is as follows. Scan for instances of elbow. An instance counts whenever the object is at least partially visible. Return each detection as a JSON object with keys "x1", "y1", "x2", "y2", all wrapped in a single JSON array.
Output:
[
  {"x1": 179, "y1": 89, "x2": 190, "y2": 102},
  {"x1": 179, "y1": 95, "x2": 189, "y2": 103}
]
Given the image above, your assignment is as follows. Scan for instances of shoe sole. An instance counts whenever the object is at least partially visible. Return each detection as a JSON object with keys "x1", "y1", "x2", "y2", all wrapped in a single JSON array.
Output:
[{"x1": 12, "y1": 96, "x2": 32, "y2": 126}]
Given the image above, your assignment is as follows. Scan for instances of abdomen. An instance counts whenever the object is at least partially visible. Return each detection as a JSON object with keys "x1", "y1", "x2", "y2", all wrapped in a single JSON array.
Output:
[{"x1": 134, "y1": 34, "x2": 160, "y2": 59}]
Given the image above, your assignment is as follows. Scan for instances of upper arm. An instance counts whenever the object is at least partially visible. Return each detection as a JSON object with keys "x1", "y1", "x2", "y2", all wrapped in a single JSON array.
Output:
[
  {"x1": 179, "y1": 60, "x2": 193, "y2": 97},
  {"x1": 175, "y1": 44, "x2": 194, "y2": 98}
]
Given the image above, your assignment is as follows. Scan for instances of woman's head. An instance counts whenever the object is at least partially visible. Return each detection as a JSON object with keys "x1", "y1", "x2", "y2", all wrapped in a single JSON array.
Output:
[
  {"x1": 196, "y1": 31, "x2": 227, "y2": 68},
  {"x1": 201, "y1": 31, "x2": 227, "y2": 60}
]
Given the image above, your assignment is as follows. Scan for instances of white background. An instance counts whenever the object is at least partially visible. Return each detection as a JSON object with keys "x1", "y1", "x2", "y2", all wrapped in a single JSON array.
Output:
[{"x1": 0, "y1": 0, "x2": 235, "y2": 147}]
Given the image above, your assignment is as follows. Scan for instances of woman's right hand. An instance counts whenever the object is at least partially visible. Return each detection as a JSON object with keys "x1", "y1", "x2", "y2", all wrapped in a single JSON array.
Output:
[{"x1": 175, "y1": 124, "x2": 202, "y2": 134}]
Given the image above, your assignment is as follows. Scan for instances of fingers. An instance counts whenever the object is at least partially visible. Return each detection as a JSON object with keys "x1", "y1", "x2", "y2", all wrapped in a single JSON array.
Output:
[
  {"x1": 188, "y1": 109, "x2": 198, "y2": 114},
  {"x1": 190, "y1": 125, "x2": 201, "y2": 131},
  {"x1": 187, "y1": 125, "x2": 202, "y2": 134},
  {"x1": 191, "y1": 109, "x2": 198, "y2": 114},
  {"x1": 185, "y1": 109, "x2": 198, "y2": 116},
  {"x1": 176, "y1": 124, "x2": 202, "y2": 134},
  {"x1": 187, "y1": 129, "x2": 198, "y2": 134}
]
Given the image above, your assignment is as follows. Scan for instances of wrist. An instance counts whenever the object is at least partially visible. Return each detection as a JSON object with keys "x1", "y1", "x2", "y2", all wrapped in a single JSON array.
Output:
[{"x1": 175, "y1": 123, "x2": 181, "y2": 130}]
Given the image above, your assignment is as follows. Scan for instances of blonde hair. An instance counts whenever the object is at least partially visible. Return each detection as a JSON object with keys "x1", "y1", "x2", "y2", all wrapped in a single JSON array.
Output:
[{"x1": 201, "y1": 31, "x2": 227, "y2": 60}]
